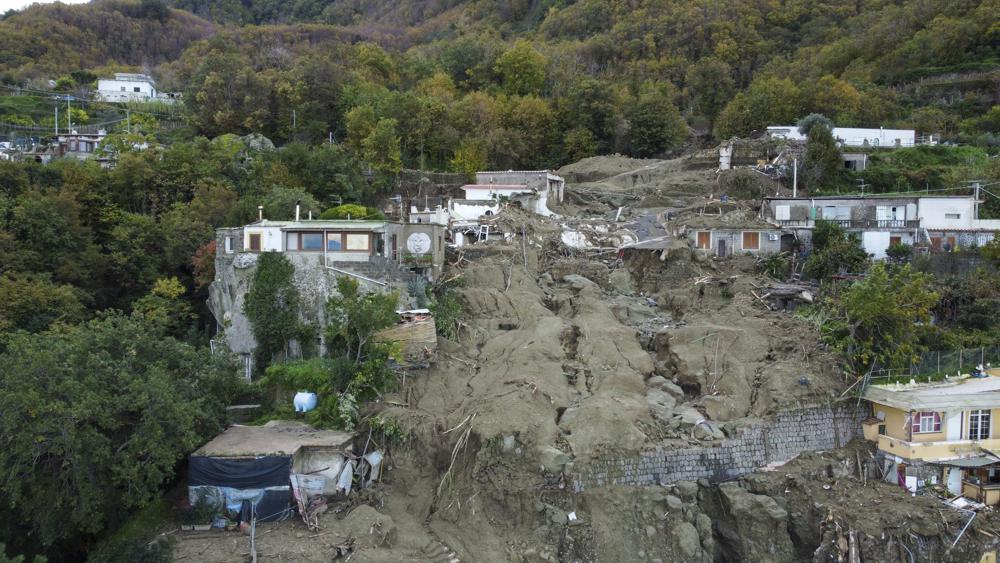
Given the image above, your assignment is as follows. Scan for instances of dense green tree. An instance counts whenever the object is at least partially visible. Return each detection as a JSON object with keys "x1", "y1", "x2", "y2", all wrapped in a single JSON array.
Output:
[
  {"x1": 494, "y1": 40, "x2": 547, "y2": 97},
  {"x1": 823, "y1": 263, "x2": 938, "y2": 372},
  {"x1": 626, "y1": 86, "x2": 687, "y2": 157},
  {"x1": 0, "y1": 313, "x2": 238, "y2": 553},
  {"x1": 0, "y1": 274, "x2": 88, "y2": 335},
  {"x1": 131, "y1": 277, "x2": 195, "y2": 339},
  {"x1": 685, "y1": 57, "x2": 734, "y2": 127},
  {"x1": 803, "y1": 220, "x2": 869, "y2": 280},
  {"x1": 243, "y1": 252, "x2": 309, "y2": 369},
  {"x1": 801, "y1": 117, "x2": 842, "y2": 190},
  {"x1": 362, "y1": 118, "x2": 403, "y2": 176}
]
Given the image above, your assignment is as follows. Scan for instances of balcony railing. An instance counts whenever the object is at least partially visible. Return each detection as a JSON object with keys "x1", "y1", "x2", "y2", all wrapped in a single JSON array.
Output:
[{"x1": 774, "y1": 219, "x2": 919, "y2": 229}]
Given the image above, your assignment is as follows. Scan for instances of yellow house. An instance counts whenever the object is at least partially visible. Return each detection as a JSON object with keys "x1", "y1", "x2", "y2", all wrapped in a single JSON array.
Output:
[{"x1": 863, "y1": 369, "x2": 1000, "y2": 504}]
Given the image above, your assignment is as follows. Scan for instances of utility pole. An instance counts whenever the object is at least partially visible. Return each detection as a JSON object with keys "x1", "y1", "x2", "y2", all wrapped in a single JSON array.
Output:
[
  {"x1": 292, "y1": 109, "x2": 296, "y2": 130},
  {"x1": 792, "y1": 157, "x2": 798, "y2": 197},
  {"x1": 66, "y1": 96, "x2": 72, "y2": 133},
  {"x1": 857, "y1": 178, "x2": 869, "y2": 196},
  {"x1": 971, "y1": 180, "x2": 982, "y2": 220},
  {"x1": 126, "y1": 109, "x2": 131, "y2": 134},
  {"x1": 54, "y1": 105, "x2": 58, "y2": 136}
]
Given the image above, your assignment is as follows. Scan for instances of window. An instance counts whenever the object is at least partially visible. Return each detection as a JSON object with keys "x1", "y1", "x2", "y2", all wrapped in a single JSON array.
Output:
[
  {"x1": 133, "y1": 86, "x2": 141, "y2": 93},
  {"x1": 911, "y1": 412, "x2": 941, "y2": 434},
  {"x1": 945, "y1": 213, "x2": 961, "y2": 220},
  {"x1": 286, "y1": 232, "x2": 299, "y2": 251},
  {"x1": 248, "y1": 233, "x2": 261, "y2": 252},
  {"x1": 225, "y1": 236, "x2": 234, "y2": 254},
  {"x1": 775, "y1": 205, "x2": 790, "y2": 221},
  {"x1": 696, "y1": 232, "x2": 711, "y2": 249},
  {"x1": 969, "y1": 410, "x2": 991, "y2": 440},
  {"x1": 120, "y1": 86, "x2": 126, "y2": 91},
  {"x1": 301, "y1": 233, "x2": 323, "y2": 250},
  {"x1": 345, "y1": 233, "x2": 370, "y2": 251},
  {"x1": 890, "y1": 236, "x2": 902, "y2": 247},
  {"x1": 327, "y1": 233, "x2": 342, "y2": 251},
  {"x1": 742, "y1": 231, "x2": 760, "y2": 251}
]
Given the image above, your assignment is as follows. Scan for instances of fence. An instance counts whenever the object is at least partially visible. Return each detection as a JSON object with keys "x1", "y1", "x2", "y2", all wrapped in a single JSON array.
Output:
[{"x1": 869, "y1": 346, "x2": 1000, "y2": 382}]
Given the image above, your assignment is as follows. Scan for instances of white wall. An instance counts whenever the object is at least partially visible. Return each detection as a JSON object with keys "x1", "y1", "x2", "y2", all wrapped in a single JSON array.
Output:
[
  {"x1": 449, "y1": 200, "x2": 500, "y2": 221},
  {"x1": 243, "y1": 226, "x2": 283, "y2": 251},
  {"x1": 462, "y1": 187, "x2": 532, "y2": 201},
  {"x1": 767, "y1": 126, "x2": 916, "y2": 147},
  {"x1": 97, "y1": 79, "x2": 156, "y2": 101},
  {"x1": 862, "y1": 231, "x2": 892, "y2": 259},
  {"x1": 918, "y1": 198, "x2": 976, "y2": 229}
]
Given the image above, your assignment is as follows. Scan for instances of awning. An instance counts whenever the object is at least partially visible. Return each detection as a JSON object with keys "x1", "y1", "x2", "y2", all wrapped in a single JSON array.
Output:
[{"x1": 936, "y1": 456, "x2": 1000, "y2": 468}]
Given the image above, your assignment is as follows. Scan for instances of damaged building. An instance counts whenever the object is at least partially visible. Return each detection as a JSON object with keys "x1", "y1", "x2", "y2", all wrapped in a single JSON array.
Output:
[{"x1": 863, "y1": 367, "x2": 1000, "y2": 503}]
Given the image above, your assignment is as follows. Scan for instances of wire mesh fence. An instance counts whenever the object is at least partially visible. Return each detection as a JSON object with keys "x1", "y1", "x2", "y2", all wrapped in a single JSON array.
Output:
[{"x1": 869, "y1": 346, "x2": 1000, "y2": 383}]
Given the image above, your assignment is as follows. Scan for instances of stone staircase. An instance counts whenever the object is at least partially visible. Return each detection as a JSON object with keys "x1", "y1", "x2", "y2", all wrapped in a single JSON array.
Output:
[{"x1": 327, "y1": 257, "x2": 425, "y2": 287}]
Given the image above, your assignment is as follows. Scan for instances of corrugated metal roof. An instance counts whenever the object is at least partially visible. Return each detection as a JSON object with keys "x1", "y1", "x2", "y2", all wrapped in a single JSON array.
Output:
[{"x1": 936, "y1": 456, "x2": 1000, "y2": 468}]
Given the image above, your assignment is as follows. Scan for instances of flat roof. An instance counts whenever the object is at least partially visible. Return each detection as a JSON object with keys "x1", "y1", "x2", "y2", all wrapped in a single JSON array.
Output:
[
  {"x1": 864, "y1": 371, "x2": 1000, "y2": 411},
  {"x1": 461, "y1": 184, "x2": 531, "y2": 190},
  {"x1": 764, "y1": 195, "x2": 974, "y2": 201},
  {"x1": 193, "y1": 421, "x2": 354, "y2": 457},
  {"x1": 244, "y1": 219, "x2": 387, "y2": 230}
]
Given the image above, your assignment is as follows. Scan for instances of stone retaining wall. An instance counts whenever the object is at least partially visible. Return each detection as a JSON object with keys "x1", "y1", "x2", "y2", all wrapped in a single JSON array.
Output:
[{"x1": 573, "y1": 404, "x2": 866, "y2": 491}]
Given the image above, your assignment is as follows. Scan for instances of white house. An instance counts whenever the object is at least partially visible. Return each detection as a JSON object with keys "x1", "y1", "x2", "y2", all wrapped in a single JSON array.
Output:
[
  {"x1": 96, "y1": 73, "x2": 158, "y2": 102},
  {"x1": 767, "y1": 125, "x2": 917, "y2": 148},
  {"x1": 765, "y1": 195, "x2": 1000, "y2": 258}
]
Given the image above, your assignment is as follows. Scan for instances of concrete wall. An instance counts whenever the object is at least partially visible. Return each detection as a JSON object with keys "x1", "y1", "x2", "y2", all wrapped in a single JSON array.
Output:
[
  {"x1": 919, "y1": 197, "x2": 976, "y2": 229},
  {"x1": 572, "y1": 405, "x2": 865, "y2": 490},
  {"x1": 97, "y1": 78, "x2": 156, "y2": 101},
  {"x1": 689, "y1": 229, "x2": 783, "y2": 256}
]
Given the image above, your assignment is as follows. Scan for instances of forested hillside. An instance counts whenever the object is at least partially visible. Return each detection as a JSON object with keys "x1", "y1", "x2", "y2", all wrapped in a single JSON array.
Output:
[{"x1": 0, "y1": 0, "x2": 997, "y2": 172}]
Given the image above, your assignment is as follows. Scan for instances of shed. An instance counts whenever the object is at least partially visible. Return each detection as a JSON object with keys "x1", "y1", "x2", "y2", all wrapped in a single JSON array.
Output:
[{"x1": 189, "y1": 421, "x2": 354, "y2": 522}]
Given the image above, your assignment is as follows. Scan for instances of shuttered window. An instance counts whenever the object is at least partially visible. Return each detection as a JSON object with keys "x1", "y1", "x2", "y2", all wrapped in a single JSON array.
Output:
[
  {"x1": 742, "y1": 231, "x2": 760, "y2": 251},
  {"x1": 248, "y1": 233, "x2": 261, "y2": 252},
  {"x1": 696, "y1": 232, "x2": 710, "y2": 249},
  {"x1": 911, "y1": 412, "x2": 941, "y2": 434}
]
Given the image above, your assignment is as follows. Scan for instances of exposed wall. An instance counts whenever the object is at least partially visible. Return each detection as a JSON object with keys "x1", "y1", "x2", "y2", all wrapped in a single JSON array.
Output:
[{"x1": 572, "y1": 405, "x2": 865, "y2": 490}]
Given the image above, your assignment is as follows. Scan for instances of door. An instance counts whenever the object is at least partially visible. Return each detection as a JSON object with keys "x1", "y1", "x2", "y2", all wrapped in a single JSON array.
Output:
[
  {"x1": 946, "y1": 411, "x2": 962, "y2": 441},
  {"x1": 948, "y1": 467, "x2": 963, "y2": 495},
  {"x1": 717, "y1": 239, "x2": 727, "y2": 258}
]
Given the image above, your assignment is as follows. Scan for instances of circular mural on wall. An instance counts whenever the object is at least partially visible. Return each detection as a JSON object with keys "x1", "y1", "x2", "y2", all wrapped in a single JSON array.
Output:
[{"x1": 406, "y1": 232, "x2": 431, "y2": 254}]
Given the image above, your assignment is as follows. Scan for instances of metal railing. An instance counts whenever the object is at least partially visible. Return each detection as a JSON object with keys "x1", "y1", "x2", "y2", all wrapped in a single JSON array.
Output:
[{"x1": 774, "y1": 219, "x2": 919, "y2": 229}]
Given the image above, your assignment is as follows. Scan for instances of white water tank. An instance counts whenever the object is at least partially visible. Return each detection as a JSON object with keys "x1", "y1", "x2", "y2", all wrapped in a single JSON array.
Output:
[{"x1": 293, "y1": 392, "x2": 317, "y2": 413}]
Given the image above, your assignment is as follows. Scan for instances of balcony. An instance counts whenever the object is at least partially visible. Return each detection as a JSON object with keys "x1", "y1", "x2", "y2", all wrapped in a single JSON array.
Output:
[
  {"x1": 774, "y1": 219, "x2": 919, "y2": 230},
  {"x1": 876, "y1": 434, "x2": 1000, "y2": 462}
]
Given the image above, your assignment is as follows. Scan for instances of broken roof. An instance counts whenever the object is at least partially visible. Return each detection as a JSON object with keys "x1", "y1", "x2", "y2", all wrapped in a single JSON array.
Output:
[
  {"x1": 864, "y1": 371, "x2": 1000, "y2": 411},
  {"x1": 194, "y1": 421, "x2": 354, "y2": 457}
]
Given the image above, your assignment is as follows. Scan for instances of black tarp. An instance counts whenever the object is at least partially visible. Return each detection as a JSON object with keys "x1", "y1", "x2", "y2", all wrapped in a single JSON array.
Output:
[
  {"x1": 188, "y1": 456, "x2": 293, "y2": 522},
  {"x1": 189, "y1": 456, "x2": 291, "y2": 488}
]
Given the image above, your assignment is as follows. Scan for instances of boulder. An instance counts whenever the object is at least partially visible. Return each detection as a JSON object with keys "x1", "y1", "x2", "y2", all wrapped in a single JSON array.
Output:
[
  {"x1": 646, "y1": 376, "x2": 685, "y2": 400},
  {"x1": 665, "y1": 495, "x2": 684, "y2": 512},
  {"x1": 715, "y1": 483, "x2": 794, "y2": 563},
  {"x1": 672, "y1": 521, "x2": 703, "y2": 560},
  {"x1": 692, "y1": 421, "x2": 725, "y2": 441},
  {"x1": 562, "y1": 274, "x2": 599, "y2": 291},
  {"x1": 537, "y1": 445, "x2": 572, "y2": 474},
  {"x1": 646, "y1": 388, "x2": 677, "y2": 421},
  {"x1": 674, "y1": 480, "x2": 699, "y2": 502},
  {"x1": 702, "y1": 395, "x2": 746, "y2": 422},
  {"x1": 608, "y1": 269, "x2": 635, "y2": 295}
]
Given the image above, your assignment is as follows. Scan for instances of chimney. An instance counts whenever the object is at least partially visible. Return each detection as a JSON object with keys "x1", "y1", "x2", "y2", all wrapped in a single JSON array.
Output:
[
  {"x1": 295, "y1": 200, "x2": 301, "y2": 222},
  {"x1": 258, "y1": 205, "x2": 263, "y2": 221}
]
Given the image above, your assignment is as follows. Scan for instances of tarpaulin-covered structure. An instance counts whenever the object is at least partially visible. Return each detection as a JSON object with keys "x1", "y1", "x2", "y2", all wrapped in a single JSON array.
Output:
[{"x1": 188, "y1": 421, "x2": 354, "y2": 522}]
